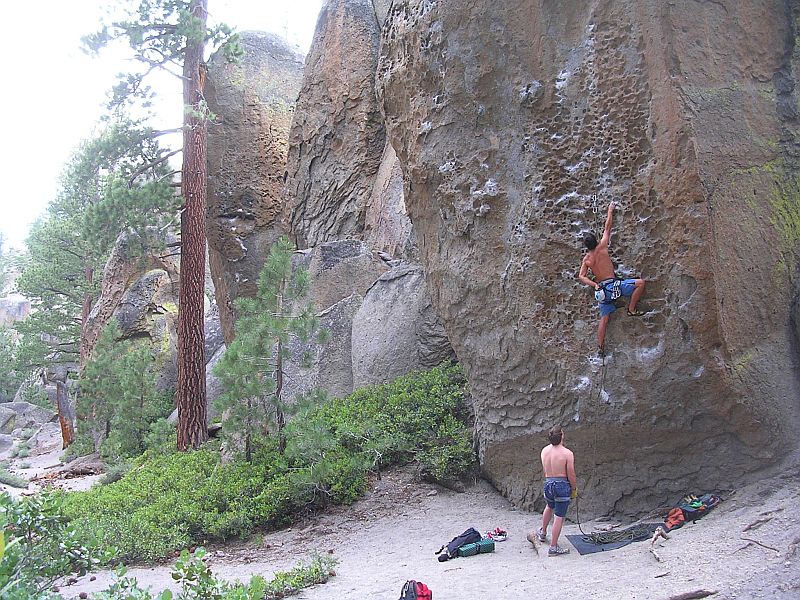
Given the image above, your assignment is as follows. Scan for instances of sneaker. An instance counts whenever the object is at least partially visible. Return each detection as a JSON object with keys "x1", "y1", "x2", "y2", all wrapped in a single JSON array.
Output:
[
  {"x1": 490, "y1": 529, "x2": 508, "y2": 542},
  {"x1": 536, "y1": 527, "x2": 547, "y2": 542},
  {"x1": 548, "y1": 545, "x2": 570, "y2": 556}
]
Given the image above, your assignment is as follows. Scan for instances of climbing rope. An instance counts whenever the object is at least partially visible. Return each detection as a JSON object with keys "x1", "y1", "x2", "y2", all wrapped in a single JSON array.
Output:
[
  {"x1": 572, "y1": 192, "x2": 612, "y2": 539},
  {"x1": 573, "y1": 350, "x2": 607, "y2": 537},
  {"x1": 580, "y1": 523, "x2": 655, "y2": 546}
]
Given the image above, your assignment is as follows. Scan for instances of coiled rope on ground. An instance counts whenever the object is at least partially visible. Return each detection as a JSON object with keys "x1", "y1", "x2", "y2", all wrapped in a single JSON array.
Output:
[{"x1": 579, "y1": 524, "x2": 655, "y2": 545}]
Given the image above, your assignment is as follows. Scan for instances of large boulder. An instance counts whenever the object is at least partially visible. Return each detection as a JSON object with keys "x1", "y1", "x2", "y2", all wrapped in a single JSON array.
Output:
[
  {"x1": 85, "y1": 230, "x2": 180, "y2": 361},
  {"x1": 378, "y1": 0, "x2": 800, "y2": 515},
  {"x1": 296, "y1": 240, "x2": 389, "y2": 311},
  {"x1": 206, "y1": 31, "x2": 305, "y2": 344},
  {"x1": 286, "y1": 0, "x2": 386, "y2": 248},
  {"x1": 205, "y1": 343, "x2": 226, "y2": 420},
  {"x1": 352, "y1": 264, "x2": 454, "y2": 388},
  {"x1": 283, "y1": 294, "x2": 364, "y2": 403},
  {"x1": 0, "y1": 402, "x2": 56, "y2": 435},
  {"x1": 363, "y1": 141, "x2": 417, "y2": 260},
  {"x1": 0, "y1": 435, "x2": 12, "y2": 456},
  {"x1": 279, "y1": 241, "x2": 388, "y2": 402},
  {"x1": 0, "y1": 294, "x2": 30, "y2": 327},
  {"x1": 25, "y1": 422, "x2": 62, "y2": 456}
]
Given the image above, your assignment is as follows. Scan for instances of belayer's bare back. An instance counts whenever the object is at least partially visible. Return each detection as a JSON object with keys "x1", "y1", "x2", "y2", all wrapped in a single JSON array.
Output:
[{"x1": 541, "y1": 444, "x2": 572, "y2": 478}]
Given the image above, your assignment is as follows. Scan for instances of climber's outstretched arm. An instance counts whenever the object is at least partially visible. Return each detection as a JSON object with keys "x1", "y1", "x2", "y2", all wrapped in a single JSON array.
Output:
[{"x1": 599, "y1": 201, "x2": 616, "y2": 248}]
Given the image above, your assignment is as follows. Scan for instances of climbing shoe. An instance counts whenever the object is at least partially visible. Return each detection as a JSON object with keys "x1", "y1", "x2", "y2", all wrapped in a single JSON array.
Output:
[
  {"x1": 548, "y1": 545, "x2": 570, "y2": 556},
  {"x1": 536, "y1": 527, "x2": 547, "y2": 542},
  {"x1": 626, "y1": 309, "x2": 646, "y2": 317}
]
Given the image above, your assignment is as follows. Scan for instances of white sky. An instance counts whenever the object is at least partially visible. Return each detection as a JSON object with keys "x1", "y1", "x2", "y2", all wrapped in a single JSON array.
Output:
[{"x1": 0, "y1": 0, "x2": 322, "y2": 251}]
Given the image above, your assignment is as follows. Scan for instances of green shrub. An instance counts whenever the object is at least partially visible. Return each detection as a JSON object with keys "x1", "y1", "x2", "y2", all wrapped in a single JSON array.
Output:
[
  {"x1": 144, "y1": 417, "x2": 176, "y2": 452},
  {"x1": 287, "y1": 362, "x2": 475, "y2": 484},
  {"x1": 0, "y1": 492, "x2": 110, "y2": 598},
  {"x1": 264, "y1": 552, "x2": 338, "y2": 599},
  {"x1": 100, "y1": 460, "x2": 132, "y2": 485},
  {"x1": 63, "y1": 364, "x2": 475, "y2": 562},
  {"x1": 62, "y1": 434, "x2": 96, "y2": 463},
  {"x1": 7, "y1": 443, "x2": 30, "y2": 459},
  {"x1": 91, "y1": 548, "x2": 334, "y2": 600},
  {"x1": 79, "y1": 322, "x2": 174, "y2": 462},
  {"x1": 0, "y1": 468, "x2": 28, "y2": 488}
]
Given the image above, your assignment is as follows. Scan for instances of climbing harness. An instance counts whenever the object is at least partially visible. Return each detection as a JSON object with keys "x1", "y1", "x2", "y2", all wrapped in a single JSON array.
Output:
[{"x1": 594, "y1": 278, "x2": 624, "y2": 304}]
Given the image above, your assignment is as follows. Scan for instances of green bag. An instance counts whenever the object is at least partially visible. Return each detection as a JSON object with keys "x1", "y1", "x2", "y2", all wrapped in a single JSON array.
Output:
[{"x1": 457, "y1": 538, "x2": 495, "y2": 557}]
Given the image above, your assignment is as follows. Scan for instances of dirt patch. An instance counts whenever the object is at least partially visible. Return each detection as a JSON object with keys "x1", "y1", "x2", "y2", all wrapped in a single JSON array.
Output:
[{"x1": 57, "y1": 464, "x2": 800, "y2": 599}]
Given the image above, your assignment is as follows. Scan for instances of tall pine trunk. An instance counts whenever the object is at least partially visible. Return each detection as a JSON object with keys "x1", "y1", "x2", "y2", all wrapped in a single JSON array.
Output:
[
  {"x1": 79, "y1": 264, "x2": 94, "y2": 370},
  {"x1": 177, "y1": 0, "x2": 209, "y2": 450}
]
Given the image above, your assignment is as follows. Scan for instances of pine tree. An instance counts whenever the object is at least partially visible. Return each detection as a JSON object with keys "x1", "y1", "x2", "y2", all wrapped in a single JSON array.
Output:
[
  {"x1": 0, "y1": 327, "x2": 23, "y2": 402},
  {"x1": 84, "y1": 0, "x2": 242, "y2": 450},
  {"x1": 79, "y1": 321, "x2": 172, "y2": 458},
  {"x1": 0, "y1": 233, "x2": 7, "y2": 293},
  {"x1": 214, "y1": 237, "x2": 328, "y2": 460},
  {"x1": 15, "y1": 120, "x2": 177, "y2": 447},
  {"x1": 16, "y1": 120, "x2": 177, "y2": 372}
]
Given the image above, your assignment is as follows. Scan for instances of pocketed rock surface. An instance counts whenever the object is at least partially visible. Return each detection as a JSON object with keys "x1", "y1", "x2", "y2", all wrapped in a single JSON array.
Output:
[
  {"x1": 59, "y1": 460, "x2": 800, "y2": 600},
  {"x1": 377, "y1": 0, "x2": 800, "y2": 516}
]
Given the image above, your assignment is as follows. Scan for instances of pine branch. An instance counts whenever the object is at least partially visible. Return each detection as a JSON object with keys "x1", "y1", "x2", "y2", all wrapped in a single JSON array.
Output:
[
  {"x1": 128, "y1": 149, "x2": 181, "y2": 188},
  {"x1": 151, "y1": 128, "x2": 183, "y2": 137},
  {"x1": 42, "y1": 286, "x2": 82, "y2": 304}
]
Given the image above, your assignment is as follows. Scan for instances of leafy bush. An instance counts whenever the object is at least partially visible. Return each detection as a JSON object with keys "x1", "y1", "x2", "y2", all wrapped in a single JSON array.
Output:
[
  {"x1": 9, "y1": 443, "x2": 30, "y2": 460},
  {"x1": 63, "y1": 364, "x2": 474, "y2": 561},
  {"x1": 0, "y1": 492, "x2": 109, "y2": 599},
  {"x1": 61, "y1": 434, "x2": 96, "y2": 463},
  {"x1": 100, "y1": 460, "x2": 132, "y2": 485},
  {"x1": 286, "y1": 362, "x2": 475, "y2": 484},
  {"x1": 0, "y1": 468, "x2": 28, "y2": 488},
  {"x1": 144, "y1": 418, "x2": 177, "y2": 452},
  {"x1": 90, "y1": 548, "x2": 335, "y2": 600},
  {"x1": 263, "y1": 552, "x2": 337, "y2": 599},
  {"x1": 79, "y1": 321, "x2": 173, "y2": 462}
]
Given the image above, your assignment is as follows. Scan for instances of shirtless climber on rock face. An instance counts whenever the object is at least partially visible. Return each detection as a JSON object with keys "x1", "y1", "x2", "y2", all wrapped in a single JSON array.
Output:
[{"x1": 578, "y1": 201, "x2": 646, "y2": 352}]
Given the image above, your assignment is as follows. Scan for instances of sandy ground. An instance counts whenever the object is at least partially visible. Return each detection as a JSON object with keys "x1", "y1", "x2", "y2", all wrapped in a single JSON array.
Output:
[
  {"x1": 1, "y1": 445, "x2": 104, "y2": 498},
  {"x1": 48, "y1": 459, "x2": 800, "y2": 600}
]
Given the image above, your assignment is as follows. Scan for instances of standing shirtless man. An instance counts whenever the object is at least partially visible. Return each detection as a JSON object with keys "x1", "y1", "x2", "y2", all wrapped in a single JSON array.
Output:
[
  {"x1": 578, "y1": 201, "x2": 646, "y2": 352},
  {"x1": 537, "y1": 425, "x2": 576, "y2": 556}
]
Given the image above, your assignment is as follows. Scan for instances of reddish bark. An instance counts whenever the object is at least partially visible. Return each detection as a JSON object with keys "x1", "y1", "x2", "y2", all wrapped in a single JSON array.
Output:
[
  {"x1": 55, "y1": 380, "x2": 76, "y2": 449},
  {"x1": 176, "y1": 0, "x2": 209, "y2": 450},
  {"x1": 79, "y1": 264, "x2": 94, "y2": 371}
]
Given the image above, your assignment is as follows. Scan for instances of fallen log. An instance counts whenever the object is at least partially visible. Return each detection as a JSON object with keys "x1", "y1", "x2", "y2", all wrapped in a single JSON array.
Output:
[
  {"x1": 664, "y1": 590, "x2": 718, "y2": 600},
  {"x1": 649, "y1": 525, "x2": 669, "y2": 562},
  {"x1": 526, "y1": 530, "x2": 540, "y2": 557},
  {"x1": 740, "y1": 537, "x2": 779, "y2": 554},
  {"x1": 742, "y1": 516, "x2": 773, "y2": 532},
  {"x1": 650, "y1": 547, "x2": 663, "y2": 562}
]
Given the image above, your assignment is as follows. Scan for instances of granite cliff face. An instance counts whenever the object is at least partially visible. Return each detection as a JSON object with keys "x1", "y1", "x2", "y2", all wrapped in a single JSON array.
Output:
[
  {"x1": 378, "y1": 0, "x2": 800, "y2": 514},
  {"x1": 285, "y1": 0, "x2": 387, "y2": 250},
  {"x1": 206, "y1": 31, "x2": 305, "y2": 343}
]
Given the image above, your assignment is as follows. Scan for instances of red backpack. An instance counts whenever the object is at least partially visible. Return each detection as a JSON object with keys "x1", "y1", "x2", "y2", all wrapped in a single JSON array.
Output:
[{"x1": 399, "y1": 580, "x2": 432, "y2": 600}]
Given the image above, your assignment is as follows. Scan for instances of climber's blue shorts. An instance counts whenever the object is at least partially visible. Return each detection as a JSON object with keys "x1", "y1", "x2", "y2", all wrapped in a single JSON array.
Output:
[
  {"x1": 544, "y1": 477, "x2": 572, "y2": 518},
  {"x1": 597, "y1": 279, "x2": 638, "y2": 317}
]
